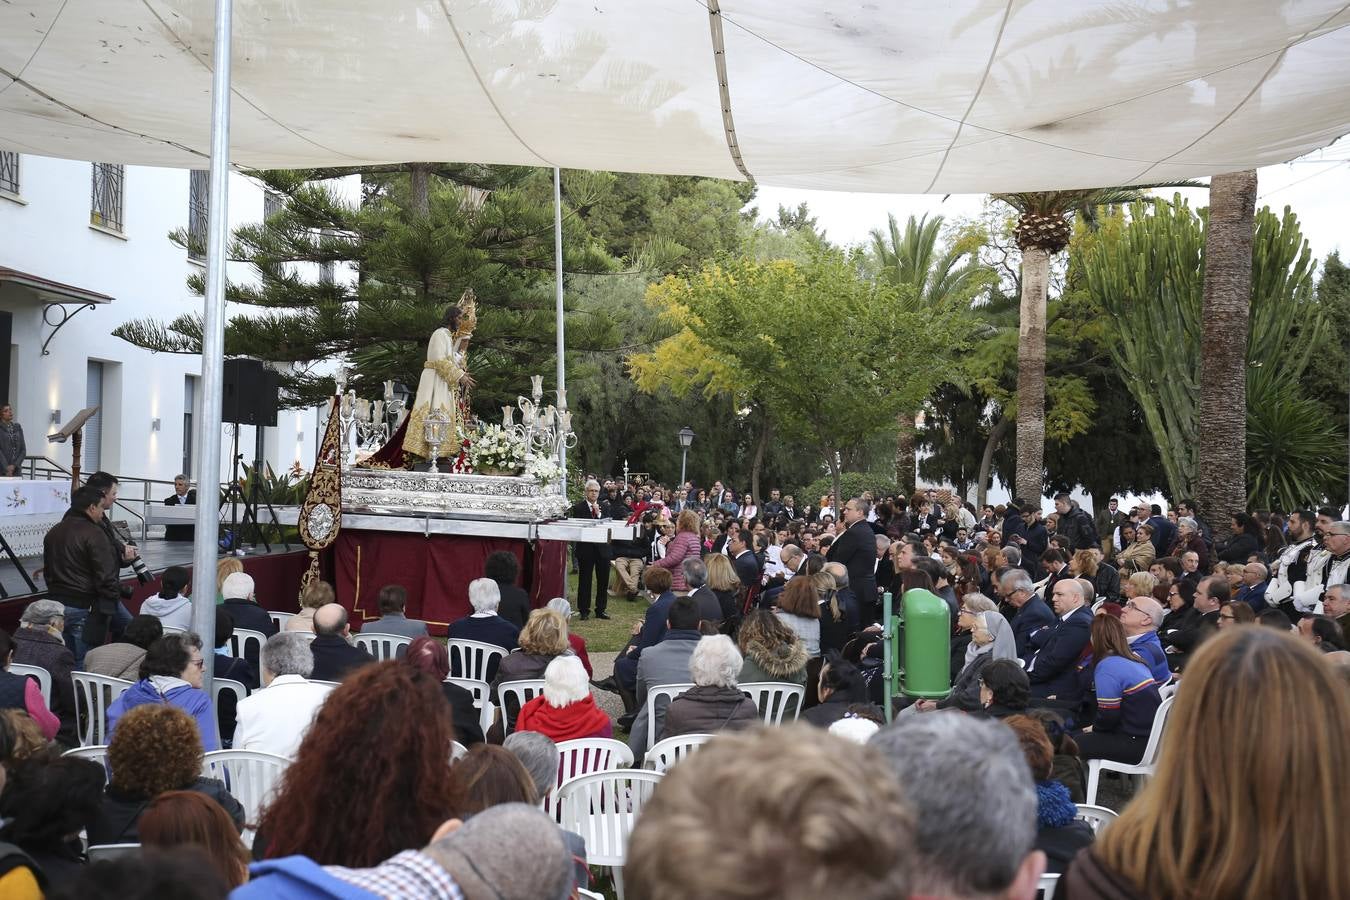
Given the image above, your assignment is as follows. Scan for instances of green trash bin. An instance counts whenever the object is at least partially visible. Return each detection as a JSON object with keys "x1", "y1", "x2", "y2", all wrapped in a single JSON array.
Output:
[{"x1": 899, "y1": 588, "x2": 950, "y2": 699}]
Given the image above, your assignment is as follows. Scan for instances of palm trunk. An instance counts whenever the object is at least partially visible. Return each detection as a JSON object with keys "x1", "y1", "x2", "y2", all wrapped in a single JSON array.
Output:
[
  {"x1": 977, "y1": 412, "x2": 1011, "y2": 510},
  {"x1": 1015, "y1": 247, "x2": 1050, "y2": 502},
  {"x1": 1196, "y1": 170, "x2": 1257, "y2": 541},
  {"x1": 894, "y1": 411, "x2": 917, "y2": 495},
  {"x1": 750, "y1": 415, "x2": 771, "y2": 510},
  {"x1": 409, "y1": 163, "x2": 431, "y2": 217}
]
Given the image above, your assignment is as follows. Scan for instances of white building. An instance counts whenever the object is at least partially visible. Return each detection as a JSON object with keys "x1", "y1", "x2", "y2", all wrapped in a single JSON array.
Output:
[{"x1": 0, "y1": 151, "x2": 339, "y2": 497}]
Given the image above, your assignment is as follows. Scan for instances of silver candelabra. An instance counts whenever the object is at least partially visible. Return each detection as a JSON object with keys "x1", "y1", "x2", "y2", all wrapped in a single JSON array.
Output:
[{"x1": 500, "y1": 374, "x2": 576, "y2": 465}]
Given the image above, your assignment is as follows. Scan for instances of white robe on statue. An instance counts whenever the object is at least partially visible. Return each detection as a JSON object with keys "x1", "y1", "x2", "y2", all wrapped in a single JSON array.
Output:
[{"x1": 402, "y1": 326, "x2": 466, "y2": 459}]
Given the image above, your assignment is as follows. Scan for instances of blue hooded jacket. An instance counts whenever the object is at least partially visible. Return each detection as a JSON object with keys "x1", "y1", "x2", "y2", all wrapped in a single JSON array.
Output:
[
  {"x1": 231, "y1": 858, "x2": 378, "y2": 900},
  {"x1": 106, "y1": 678, "x2": 219, "y2": 750},
  {"x1": 1128, "y1": 629, "x2": 1172, "y2": 683}
]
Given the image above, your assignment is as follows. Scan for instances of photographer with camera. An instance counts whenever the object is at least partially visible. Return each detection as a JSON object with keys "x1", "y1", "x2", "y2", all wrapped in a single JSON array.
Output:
[
  {"x1": 86, "y1": 472, "x2": 152, "y2": 635},
  {"x1": 42, "y1": 485, "x2": 123, "y2": 666}
]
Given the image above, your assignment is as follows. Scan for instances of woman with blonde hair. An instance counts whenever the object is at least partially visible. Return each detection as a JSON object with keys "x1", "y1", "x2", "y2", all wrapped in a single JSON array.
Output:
[
  {"x1": 491, "y1": 608, "x2": 571, "y2": 729},
  {"x1": 737, "y1": 608, "x2": 808, "y2": 686},
  {"x1": 215, "y1": 557, "x2": 243, "y2": 605},
  {"x1": 706, "y1": 552, "x2": 743, "y2": 629},
  {"x1": 1059, "y1": 627, "x2": 1350, "y2": 899},
  {"x1": 1115, "y1": 523, "x2": 1155, "y2": 575},
  {"x1": 285, "y1": 580, "x2": 334, "y2": 633},
  {"x1": 652, "y1": 507, "x2": 702, "y2": 592},
  {"x1": 1121, "y1": 571, "x2": 1157, "y2": 602}
]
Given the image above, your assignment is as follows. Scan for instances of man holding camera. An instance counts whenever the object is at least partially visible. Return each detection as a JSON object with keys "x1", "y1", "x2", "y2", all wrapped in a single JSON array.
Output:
[
  {"x1": 43, "y1": 486, "x2": 123, "y2": 666},
  {"x1": 86, "y1": 472, "x2": 152, "y2": 634}
]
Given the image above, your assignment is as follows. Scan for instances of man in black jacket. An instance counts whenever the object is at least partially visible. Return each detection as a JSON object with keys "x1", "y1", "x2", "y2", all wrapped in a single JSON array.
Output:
[
  {"x1": 729, "y1": 528, "x2": 760, "y2": 589},
  {"x1": 569, "y1": 480, "x2": 611, "y2": 620},
  {"x1": 485, "y1": 551, "x2": 531, "y2": 628},
  {"x1": 1166, "y1": 575, "x2": 1225, "y2": 669},
  {"x1": 826, "y1": 498, "x2": 878, "y2": 609},
  {"x1": 1026, "y1": 579, "x2": 1093, "y2": 701},
  {"x1": 1053, "y1": 493, "x2": 1099, "y2": 552},
  {"x1": 309, "y1": 604, "x2": 376, "y2": 682},
  {"x1": 162, "y1": 474, "x2": 197, "y2": 541},
  {"x1": 42, "y1": 486, "x2": 121, "y2": 665}
]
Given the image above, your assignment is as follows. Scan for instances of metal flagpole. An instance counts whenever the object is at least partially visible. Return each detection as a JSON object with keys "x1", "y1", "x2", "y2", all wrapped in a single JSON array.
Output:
[
  {"x1": 190, "y1": 0, "x2": 235, "y2": 693},
  {"x1": 554, "y1": 166, "x2": 567, "y2": 496}
]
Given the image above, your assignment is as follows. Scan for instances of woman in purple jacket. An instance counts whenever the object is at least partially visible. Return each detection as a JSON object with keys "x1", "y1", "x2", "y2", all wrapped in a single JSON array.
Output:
[
  {"x1": 107, "y1": 632, "x2": 219, "y2": 751},
  {"x1": 653, "y1": 509, "x2": 703, "y2": 592}
]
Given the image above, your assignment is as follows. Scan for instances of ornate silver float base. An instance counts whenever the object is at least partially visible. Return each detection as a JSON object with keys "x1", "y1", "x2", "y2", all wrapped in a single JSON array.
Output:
[{"x1": 342, "y1": 468, "x2": 569, "y2": 522}]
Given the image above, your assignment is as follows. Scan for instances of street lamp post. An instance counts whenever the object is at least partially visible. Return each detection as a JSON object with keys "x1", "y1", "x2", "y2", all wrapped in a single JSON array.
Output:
[{"x1": 677, "y1": 426, "x2": 695, "y2": 487}]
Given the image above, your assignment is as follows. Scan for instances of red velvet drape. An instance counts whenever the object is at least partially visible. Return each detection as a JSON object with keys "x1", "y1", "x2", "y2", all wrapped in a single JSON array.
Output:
[{"x1": 327, "y1": 530, "x2": 566, "y2": 635}]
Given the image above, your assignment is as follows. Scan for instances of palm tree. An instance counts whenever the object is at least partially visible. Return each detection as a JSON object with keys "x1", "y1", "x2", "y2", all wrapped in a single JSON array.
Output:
[
  {"x1": 868, "y1": 212, "x2": 989, "y2": 493},
  {"x1": 1196, "y1": 170, "x2": 1258, "y2": 540},
  {"x1": 994, "y1": 186, "x2": 1198, "y2": 503}
]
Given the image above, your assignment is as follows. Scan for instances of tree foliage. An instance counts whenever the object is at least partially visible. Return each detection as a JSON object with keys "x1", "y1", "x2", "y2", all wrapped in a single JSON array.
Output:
[
  {"x1": 630, "y1": 250, "x2": 969, "y2": 503},
  {"x1": 1085, "y1": 198, "x2": 1331, "y2": 505}
]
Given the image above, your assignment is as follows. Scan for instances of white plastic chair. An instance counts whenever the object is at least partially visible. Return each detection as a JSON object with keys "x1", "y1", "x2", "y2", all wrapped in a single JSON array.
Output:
[
  {"x1": 447, "y1": 639, "x2": 508, "y2": 682},
  {"x1": 555, "y1": 769, "x2": 664, "y2": 900},
  {"x1": 62, "y1": 744, "x2": 111, "y2": 782},
  {"x1": 643, "y1": 733, "x2": 713, "y2": 774},
  {"x1": 9, "y1": 663, "x2": 52, "y2": 707},
  {"x1": 296, "y1": 631, "x2": 318, "y2": 643},
  {"x1": 543, "y1": 738, "x2": 635, "y2": 817},
  {"x1": 1158, "y1": 680, "x2": 1179, "y2": 700},
  {"x1": 160, "y1": 624, "x2": 188, "y2": 635},
  {"x1": 212, "y1": 677, "x2": 250, "y2": 709},
  {"x1": 1036, "y1": 872, "x2": 1059, "y2": 899},
  {"x1": 1085, "y1": 695, "x2": 1175, "y2": 805},
  {"x1": 577, "y1": 890, "x2": 604, "y2": 900},
  {"x1": 446, "y1": 677, "x2": 495, "y2": 737},
  {"x1": 496, "y1": 679, "x2": 546, "y2": 734},
  {"x1": 87, "y1": 843, "x2": 141, "y2": 863},
  {"x1": 450, "y1": 740, "x2": 469, "y2": 763},
  {"x1": 353, "y1": 631, "x2": 412, "y2": 662},
  {"x1": 201, "y1": 749, "x2": 290, "y2": 833},
  {"x1": 645, "y1": 683, "x2": 694, "y2": 752},
  {"x1": 228, "y1": 628, "x2": 268, "y2": 663},
  {"x1": 739, "y1": 681, "x2": 805, "y2": 724},
  {"x1": 1075, "y1": 803, "x2": 1119, "y2": 834},
  {"x1": 72, "y1": 672, "x2": 134, "y2": 747},
  {"x1": 269, "y1": 611, "x2": 297, "y2": 631}
]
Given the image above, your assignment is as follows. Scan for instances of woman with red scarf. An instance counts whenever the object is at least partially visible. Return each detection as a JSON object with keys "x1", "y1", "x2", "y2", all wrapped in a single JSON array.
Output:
[{"x1": 514, "y1": 656, "x2": 612, "y2": 742}]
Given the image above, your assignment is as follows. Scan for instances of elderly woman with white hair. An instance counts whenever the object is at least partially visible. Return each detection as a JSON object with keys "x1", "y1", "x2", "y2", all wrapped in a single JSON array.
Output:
[
  {"x1": 547, "y1": 596, "x2": 592, "y2": 677},
  {"x1": 447, "y1": 575, "x2": 520, "y2": 649},
  {"x1": 658, "y1": 635, "x2": 759, "y2": 741},
  {"x1": 514, "y1": 656, "x2": 612, "y2": 742}
]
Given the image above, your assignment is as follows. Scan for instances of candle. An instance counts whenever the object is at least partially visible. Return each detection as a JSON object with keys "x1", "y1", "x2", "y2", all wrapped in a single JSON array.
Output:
[
  {"x1": 531, "y1": 375, "x2": 544, "y2": 401},
  {"x1": 373, "y1": 400, "x2": 384, "y2": 422},
  {"x1": 383, "y1": 380, "x2": 394, "y2": 403},
  {"x1": 335, "y1": 372, "x2": 347, "y2": 395},
  {"x1": 556, "y1": 388, "x2": 567, "y2": 409},
  {"x1": 558, "y1": 410, "x2": 573, "y2": 433},
  {"x1": 355, "y1": 398, "x2": 370, "y2": 422},
  {"x1": 340, "y1": 392, "x2": 353, "y2": 417},
  {"x1": 502, "y1": 406, "x2": 515, "y2": 427}
]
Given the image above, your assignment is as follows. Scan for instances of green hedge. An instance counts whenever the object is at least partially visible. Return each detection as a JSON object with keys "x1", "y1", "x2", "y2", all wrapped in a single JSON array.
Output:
[{"x1": 796, "y1": 472, "x2": 899, "y2": 504}]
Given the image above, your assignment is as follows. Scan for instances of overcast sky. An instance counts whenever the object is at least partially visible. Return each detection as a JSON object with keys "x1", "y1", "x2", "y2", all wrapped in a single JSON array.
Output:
[{"x1": 751, "y1": 144, "x2": 1350, "y2": 266}]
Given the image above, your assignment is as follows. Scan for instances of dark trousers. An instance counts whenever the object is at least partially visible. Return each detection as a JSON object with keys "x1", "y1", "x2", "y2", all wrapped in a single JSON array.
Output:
[
  {"x1": 1075, "y1": 729, "x2": 1148, "y2": 765},
  {"x1": 576, "y1": 552, "x2": 607, "y2": 616}
]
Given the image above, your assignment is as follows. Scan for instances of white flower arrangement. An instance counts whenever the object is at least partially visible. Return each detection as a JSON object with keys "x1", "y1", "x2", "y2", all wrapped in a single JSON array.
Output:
[
  {"x1": 524, "y1": 456, "x2": 562, "y2": 485},
  {"x1": 468, "y1": 424, "x2": 525, "y2": 473}
]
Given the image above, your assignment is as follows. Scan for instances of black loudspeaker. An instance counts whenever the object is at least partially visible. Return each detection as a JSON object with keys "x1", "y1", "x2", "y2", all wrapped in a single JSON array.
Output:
[{"x1": 222, "y1": 358, "x2": 280, "y2": 426}]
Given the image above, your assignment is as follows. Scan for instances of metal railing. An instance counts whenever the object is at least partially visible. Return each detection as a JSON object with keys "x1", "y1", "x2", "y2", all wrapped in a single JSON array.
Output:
[{"x1": 22, "y1": 456, "x2": 220, "y2": 543}]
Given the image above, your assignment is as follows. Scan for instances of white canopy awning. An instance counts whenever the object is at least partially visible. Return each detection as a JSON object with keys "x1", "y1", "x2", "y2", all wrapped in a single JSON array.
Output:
[{"x1": 3, "y1": 0, "x2": 1348, "y2": 191}]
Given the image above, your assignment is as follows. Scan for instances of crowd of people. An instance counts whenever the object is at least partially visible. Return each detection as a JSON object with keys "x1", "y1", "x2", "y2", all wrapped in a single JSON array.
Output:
[{"x1": 0, "y1": 468, "x2": 1346, "y2": 898}]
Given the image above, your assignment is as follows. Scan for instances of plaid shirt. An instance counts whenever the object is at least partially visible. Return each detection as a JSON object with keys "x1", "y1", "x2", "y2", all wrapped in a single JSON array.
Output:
[{"x1": 326, "y1": 850, "x2": 465, "y2": 900}]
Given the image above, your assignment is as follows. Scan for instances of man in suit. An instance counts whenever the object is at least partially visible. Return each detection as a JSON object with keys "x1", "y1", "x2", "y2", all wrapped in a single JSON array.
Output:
[
  {"x1": 628, "y1": 596, "x2": 702, "y2": 761},
  {"x1": 1166, "y1": 575, "x2": 1225, "y2": 669},
  {"x1": 570, "y1": 480, "x2": 611, "y2": 620},
  {"x1": 484, "y1": 551, "x2": 531, "y2": 628},
  {"x1": 1026, "y1": 579, "x2": 1093, "y2": 700},
  {"x1": 309, "y1": 604, "x2": 376, "y2": 682},
  {"x1": 366, "y1": 583, "x2": 430, "y2": 638},
  {"x1": 1036, "y1": 548, "x2": 1072, "y2": 598},
  {"x1": 234, "y1": 631, "x2": 335, "y2": 758},
  {"x1": 162, "y1": 474, "x2": 196, "y2": 541},
  {"x1": 1142, "y1": 503, "x2": 1177, "y2": 558},
  {"x1": 826, "y1": 498, "x2": 879, "y2": 609},
  {"x1": 1000, "y1": 569, "x2": 1055, "y2": 662},
  {"x1": 729, "y1": 528, "x2": 760, "y2": 589},
  {"x1": 1095, "y1": 497, "x2": 1127, "y2": 558},
  {"x1": 1234, "y1": 562, "x2": 1270, "y2": 613}
]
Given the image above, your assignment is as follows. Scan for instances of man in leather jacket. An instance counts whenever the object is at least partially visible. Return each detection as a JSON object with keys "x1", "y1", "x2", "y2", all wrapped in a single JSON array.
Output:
[{"x1": 42, "y1": 486, "x2": 122, "y2": 665}]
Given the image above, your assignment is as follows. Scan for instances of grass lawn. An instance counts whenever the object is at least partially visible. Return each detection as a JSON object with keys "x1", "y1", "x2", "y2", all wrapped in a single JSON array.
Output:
[{"x1": 558, "y1": 571, "x2": 649, "y2": 653}]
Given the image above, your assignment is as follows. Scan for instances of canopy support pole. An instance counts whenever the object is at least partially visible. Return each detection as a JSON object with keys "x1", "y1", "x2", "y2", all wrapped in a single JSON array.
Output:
[
  {"x1": 190, "y1": 0, "x2": 235, "y2": 692},
  {"x1": 554, "y1": 166, "x2": 567, "y2": 496}
]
